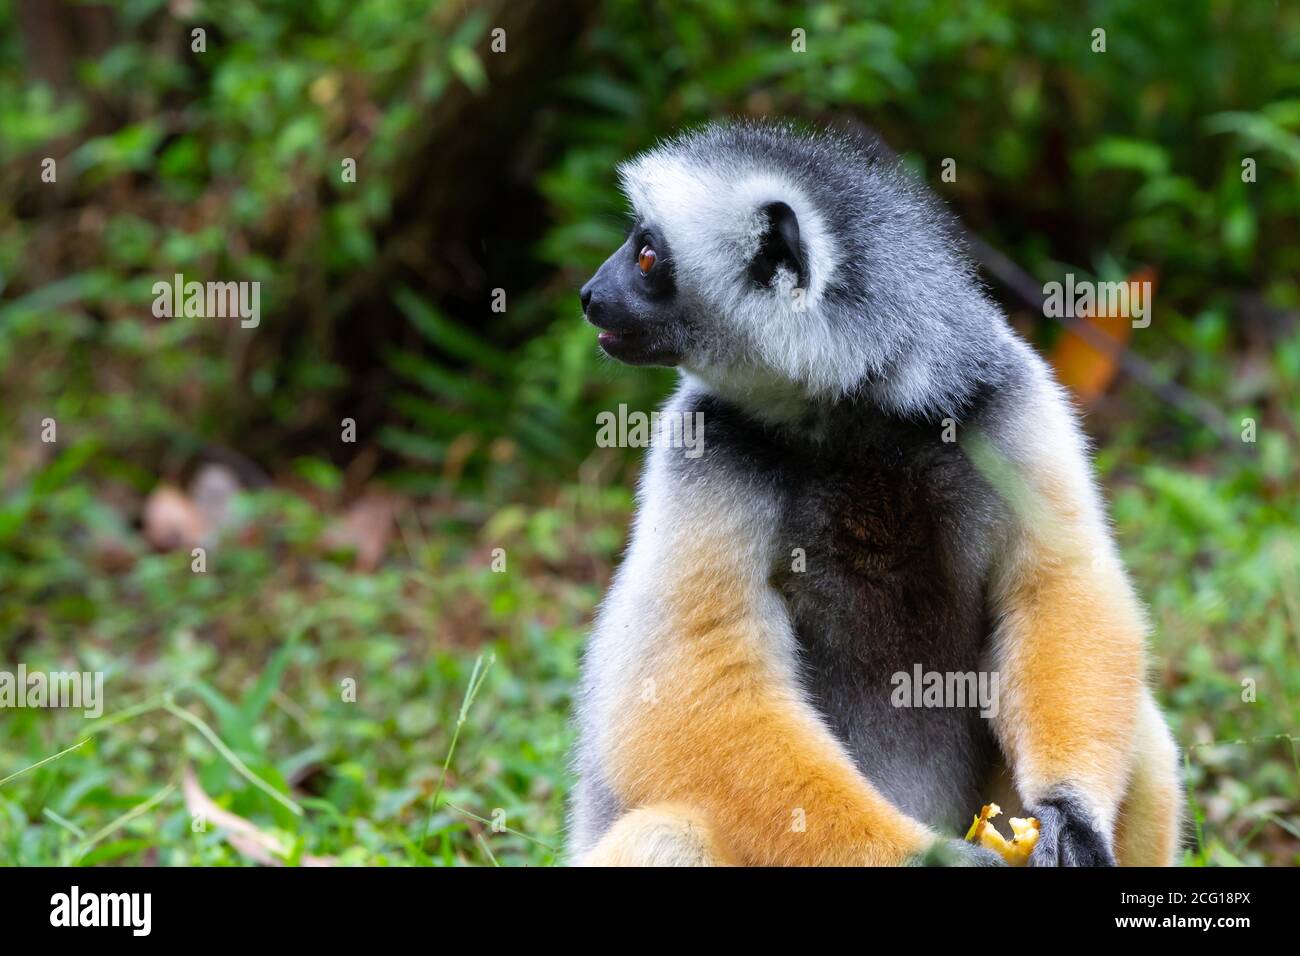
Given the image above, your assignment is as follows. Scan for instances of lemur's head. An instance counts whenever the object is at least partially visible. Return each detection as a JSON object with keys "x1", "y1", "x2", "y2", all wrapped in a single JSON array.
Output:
[{"x1": 580, "y1": 121, "x2": 1008, "y2": 417}]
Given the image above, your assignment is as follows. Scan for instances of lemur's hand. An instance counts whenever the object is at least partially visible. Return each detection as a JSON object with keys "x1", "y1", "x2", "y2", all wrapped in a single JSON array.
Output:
[
  {"x1": 1027, "y1": 797, "x2": 1115, "y2": 867},
  {"x1": 913, "y1": 837, "x2": 1007, "y2": 867}
]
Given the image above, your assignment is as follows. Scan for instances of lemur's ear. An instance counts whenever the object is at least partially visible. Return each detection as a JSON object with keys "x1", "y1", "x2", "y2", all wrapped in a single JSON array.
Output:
[{"x1": 749, "y1": 201, "x2": 807, "y2": 289}]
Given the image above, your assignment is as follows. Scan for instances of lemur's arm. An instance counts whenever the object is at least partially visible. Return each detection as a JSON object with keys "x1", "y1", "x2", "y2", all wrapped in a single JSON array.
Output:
[
  {"x1": 581, "y1": 440, "x2": 953, "y2": 866},
  {"x1": 982, "y1": 374, "x2": 1146, "y2": 866}
]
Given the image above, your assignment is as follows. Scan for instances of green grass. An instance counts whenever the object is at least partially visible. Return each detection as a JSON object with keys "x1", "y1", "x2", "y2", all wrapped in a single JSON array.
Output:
[
  {"x1": 0, "y1": 477, "x2": 633, "y2": 866},
  {"x1": 1107, "y1": 444, "x2": 1300, "y2": 865},
  {"x1": 1, "y1": 373, "x2": 1297, "y2": 866}
]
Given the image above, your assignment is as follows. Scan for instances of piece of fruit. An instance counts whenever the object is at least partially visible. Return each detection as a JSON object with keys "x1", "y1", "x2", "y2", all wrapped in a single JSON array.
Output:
[{"x1": 965, "y1": 803, "x2": 1040, "y2": 866}]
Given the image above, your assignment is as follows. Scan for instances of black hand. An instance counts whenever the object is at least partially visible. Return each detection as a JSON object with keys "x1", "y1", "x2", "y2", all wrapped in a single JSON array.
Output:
[{"x1": 1028, "y1": 795, "x2": 1115, "y2": 867}]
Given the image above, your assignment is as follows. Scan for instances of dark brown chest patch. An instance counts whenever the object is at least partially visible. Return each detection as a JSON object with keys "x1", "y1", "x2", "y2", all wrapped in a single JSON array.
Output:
[{"x1": 829, "y1": 466, "x2": 939, "y2": 577}]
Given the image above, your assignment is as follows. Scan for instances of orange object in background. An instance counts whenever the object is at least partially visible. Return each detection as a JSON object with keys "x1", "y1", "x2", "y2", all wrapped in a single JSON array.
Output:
[{"x1": 1048, "y1": 267, "x2": 1157, "y2": 404}]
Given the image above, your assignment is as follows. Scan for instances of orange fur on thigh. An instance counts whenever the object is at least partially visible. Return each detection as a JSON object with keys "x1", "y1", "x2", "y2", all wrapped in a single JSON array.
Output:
[
  {"x1": 1113, "y1": 693, "x2": 1183, "y2": 866},
  {"x1": 580, "y1": 803, "x2": 736, "y2": 866}
]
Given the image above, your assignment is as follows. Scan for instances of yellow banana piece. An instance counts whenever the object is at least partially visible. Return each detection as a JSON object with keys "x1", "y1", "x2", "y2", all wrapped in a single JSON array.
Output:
[{"x1": 965, "y1": 803, "x2": 1040, "y2": 866}]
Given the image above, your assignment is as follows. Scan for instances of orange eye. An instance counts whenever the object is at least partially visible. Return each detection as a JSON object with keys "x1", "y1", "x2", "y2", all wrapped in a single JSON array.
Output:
[{"x1": 638, "y1": 244, "x2": 657, "y2": 274}]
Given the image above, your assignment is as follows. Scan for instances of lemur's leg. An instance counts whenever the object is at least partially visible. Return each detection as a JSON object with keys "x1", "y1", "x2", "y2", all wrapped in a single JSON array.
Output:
[
  {"x1": 580, "y1": 452, "x2": 938, "y2": 866},
  {"x1": 1114, "y1": 689, "x2": 1183, "y2": 866},
  {"x1": 981, "y1": 373, "x2": 1164, "y2": 866},
  {"x1": 579, "y1": 803, "x2": 735, "y2": 866}
]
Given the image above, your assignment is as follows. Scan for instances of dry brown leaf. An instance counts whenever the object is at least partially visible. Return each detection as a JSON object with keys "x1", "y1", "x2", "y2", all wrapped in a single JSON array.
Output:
[
  {"x1": 182, "y1": 765, "x2": 337, "y2": 867},
  {"x1": 321, "y1": 492, "x2": 397, "y2": 571},
  {"x1": 141, "y1": 485, "x2": 206, "y2": 552}
]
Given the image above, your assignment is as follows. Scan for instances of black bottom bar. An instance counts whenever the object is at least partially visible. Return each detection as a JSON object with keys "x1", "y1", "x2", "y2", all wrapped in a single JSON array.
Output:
[{"x1": 0, "y1": 864, "x2": 1283, "y2": 941}]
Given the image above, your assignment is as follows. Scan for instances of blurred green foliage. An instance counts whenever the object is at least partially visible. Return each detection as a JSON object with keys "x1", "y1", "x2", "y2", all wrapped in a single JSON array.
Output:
[
  {"x1": 0, "y1": 481, "x2": 632, "y2": 864},
  {"x1": 1, "y1": 0, "x2": 1298, "y2": 865},
  {"x1": 4, "y1": 0, "x2": 1297, "y2": 480}
]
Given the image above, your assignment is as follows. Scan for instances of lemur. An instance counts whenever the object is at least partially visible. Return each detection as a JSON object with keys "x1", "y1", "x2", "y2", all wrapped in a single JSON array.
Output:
[{"x1": 569, "y1": 121, "x2": 1182, "y2": 866}]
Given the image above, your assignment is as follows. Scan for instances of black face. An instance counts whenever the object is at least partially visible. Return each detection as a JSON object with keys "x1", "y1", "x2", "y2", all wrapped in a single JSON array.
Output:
[{"x1": 579, "y1": 223, "x2": 686, "y2": 366}]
